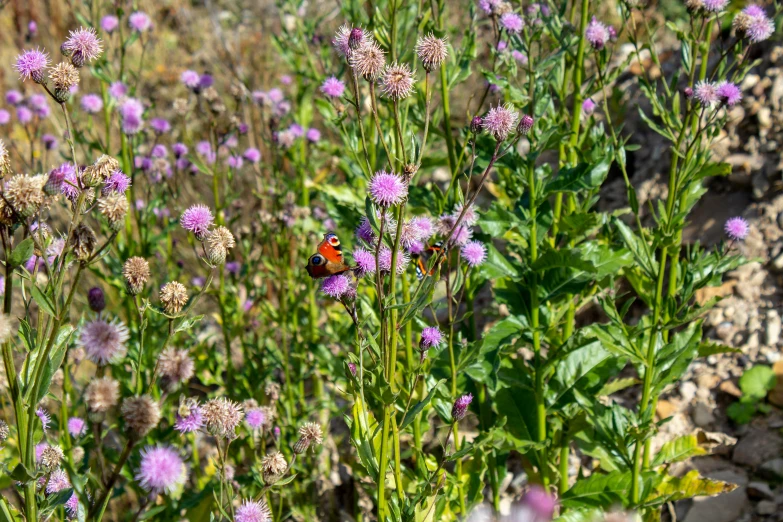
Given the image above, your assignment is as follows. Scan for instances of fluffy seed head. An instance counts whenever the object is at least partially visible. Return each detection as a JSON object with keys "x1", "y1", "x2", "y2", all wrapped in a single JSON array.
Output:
[
  {"x1": 69, "y1": 223, "x2": 96, "y2": 261},
  {"x1": 50, "y1": 62, "x2": 79, "y2": 90},
  {"x1": 452, "y1": 393, "x2": 473, "y2": 421},
  {"x1": 294, "y1": 422, "x2": 324, "y2": 454},
  {"x1": 160, "y1": 281, "x2": 188, "y2": 315},
  {"x1": 62, "y1": 27, "x2": 103, "y2": 66},
  {"x1": 85, "y1": 377, "x2": 120, "y2": 413},
  {"x1": 235, "y1": 500, "x2": 272, "y2": 522},
  {"x1": 202, "y1": 398, "x2": 243, "y2": 438},
  {"x1": 159, "y1": 347, "x2": 195, "y2": 390},
  {"x1": 380, "y1": 63, "x2": 416, "y2": 100},
  {"x1": 261, "y1": 451, "x2": 288, "y2": 484},
  {"x1": 136, "y1": 445, "x2": 187, "y2": 494},
  {"x1": 6, "y1": 174, "x2": 46, "y2": 217},
  {"x1": 122, "y1": 395, "x2": 161, "y2": 438},
  {"x1": 83, "y1": 155, "x2": 119, "y2": 187},
  {"x1": 39, "y1": 445, "x2": 64, "y2": 471},
  {"x1": 416, "y1": 34, "x2": 448, "y2": 71},
  {"x1": 369, "y1": 171, "x2": 408, "y2": 207},
  {"x1": 180, "y1": 204, "x2": 214, "y2": 240},
  {"x1": 349, "y1": 41, "x2": 387, "y2": 80},
  {"x1": 205, "y1": 226, "x2": 235, "y2": 265},
  {"x1": 98, "y1": 192, "x2": 128, "y2": 229},
  {"x1": 461, "y1": 241, "x2": 487, "y2": 267},
  {"x1": 725, "y1": 217, "x2": 749, "y2": 240},
  {"x1": 15, "y1": 49, "x2": 49, "y2": 82},
  {"x1": 482, "y1": 104, "x2": 519, "y2": 141},
  {"x1": 79, "y1": 318, "x2": 129, "y2": 365},
  {"x1": 123, "y1": 257, "x2": 150, "y2": 295}
]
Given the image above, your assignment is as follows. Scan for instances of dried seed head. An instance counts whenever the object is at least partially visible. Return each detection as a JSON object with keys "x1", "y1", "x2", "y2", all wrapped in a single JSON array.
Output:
[
  {"x1": 160, "y1": 281, "x2": 188, "y2": 315},
  {"x1": 123, "y1": 256, "x2": 150, "y2": 295},
  {"x1": 416, "y1": 34, "x2": 448, "y2": 71},
  {"x1": 294, "y1": 422, "x2": 324, "y2": 454},
  {"x1": 205, "y1": 226, "x2": 235, "y2": 265},
  {"x1": 0, "y1": 140, "x2": 10, "y2": 178},
  {"x1": 0, "y1": 420, "x2": 9, "y2": 443},
  {"x1": 6, "y1": 174, "x2": 46, "y2": 217},
  {"x1": 202, "y1": 87, "x2": 219, "y2": 102},
  {"x1": 86, "y1": 377, "x2": 120, "y2": 413},
  {"x1": 98, "y1": 192, "x2": 128, "y2": 230},
  {"x1": 264, "y1": 382, "x2": 281, "y2": 402},
  {"x1": 380, "y1": 62, "x2": 416, "y2": 100},
  {"x1": 69, "y1": 223, "x2": 96, "y2": 261},
  {"x1": 202, "y1": 397, "x2": 243, "y2": 438},
  {"x1": 349, "y1": 41, "x2": 386, "y2": 80},
  {"x1": 39, "y1": 445, "x2": 65, "y2": 471},
  {"x1": 121, "y1": 395, "x2": 161, "y2": 438},
  {"x1": 261, "y1": 451, "x2": 288, "y2": 484},
  {"x1": 83, "y1": 155, "x2": 119, "y2": 187},
  {"x1": 159, "y1": 347, "x2": 194, "y2": 390},
  {"x1": 50, "y1": 62, "x2": 79, "y2": 91}
]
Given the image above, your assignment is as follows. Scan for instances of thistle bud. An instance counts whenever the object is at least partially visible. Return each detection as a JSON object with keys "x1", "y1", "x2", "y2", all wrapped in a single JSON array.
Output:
[
  {"x1": 518, "y1": 114, "x2": 534, "y2": 135},
  {"x1": 88, "y1": 287, "x2": 105, "y2": 313},
  {"x1": 470, "y1": 116, "x2": 483, "y2": 134},
  {"x1": 60, "y1": 43, "x2": 73, "y2": 57},
  {"x1": 348, "y1": 28, "x2": 364, "y2": 50},
  {"x1": 53, "y1": 88, "x2": 71, "y2": 103},
  {"x1": 70, "y1": 51, "x2": 85, "y2": 68},
  {"x1": 451, "y1": 393, "x2": 473, "y2": 422},
  {"x1": 39, "y1": 445, "x2": 65, "y2": 472},
  {"x1": 293, "y1": 422, "x2": 324, "y2": 454}
]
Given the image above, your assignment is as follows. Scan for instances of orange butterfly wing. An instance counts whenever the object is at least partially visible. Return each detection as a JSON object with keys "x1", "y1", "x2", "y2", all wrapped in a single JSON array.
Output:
[
  {"x1": 305, "y1": 234, "x2": 351, "y2": 279},
  {"x1": 317, "y1": 233, "x2": 344, "y2": 264}
]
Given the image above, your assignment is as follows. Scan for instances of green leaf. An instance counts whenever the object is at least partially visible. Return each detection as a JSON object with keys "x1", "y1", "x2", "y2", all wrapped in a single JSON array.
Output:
[
  {"x1": 532, "y1": 248, "x2": 597, "y2": 273},
  {"x1": 495, "y1": 387, "x2": 537, "y2": 449},
  {"x1": 652, "y1": 434, "x2": 708, "y2": 467},
  {"x1": 9, "y1": 238, "x2": 34, "y2": 268},
  {"x1": 8, "y1": 463, "x2": 35, "y2": 483},
  {"x1": 400, "y1": 379, "x2": 445, "y2": 430},
  {"x1": 613, "y1": 218, "x2": 657, "y2": 279},
  {"x1": 738, "y1": 365, "x2": 776, "y2": 401},
  {"x1": 560, "y1": 471, "x2": 632, "y2": 508},
  {"x1": 650, "y1": 470, "x2": 737, "y2": 503},
  {"x1": 698, "y1": 341, "x2": 741, "y2": 357},
  {"x1": 31, "y1": 286, "x2": 56, "y2": 317},
  {"x1": 544, "y1": 158, "x2": 612, "y2": 194}
]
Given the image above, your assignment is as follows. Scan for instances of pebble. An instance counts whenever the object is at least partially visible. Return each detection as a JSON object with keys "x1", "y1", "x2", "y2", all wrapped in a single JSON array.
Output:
[
  {"x1": 758, "y1": 458, "x2": 783, "y2": 480},
  {"x1": 680, "y1": 381, "x2": 698, "y2": 403},
  {"x1": 693, "y1": 402, "x2": 716, "y2": 428},
  {"x1": 748, "y1": 481, "x2": 775, "y2": 500},
  {"x1": 733, "y1": 430, "x2": 783, "y2": 468},
  {"x1": 766, "y1": 310, "x2": 781, "y2": 346},
  {"x1": 756, "y1": 500, "x2": 777, "y2": 516}
]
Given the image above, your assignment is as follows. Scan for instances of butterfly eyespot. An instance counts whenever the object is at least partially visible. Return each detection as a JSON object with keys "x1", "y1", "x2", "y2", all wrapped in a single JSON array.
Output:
[{"x1": 310, "y1": 255, "x2": 325, "y2": 266}]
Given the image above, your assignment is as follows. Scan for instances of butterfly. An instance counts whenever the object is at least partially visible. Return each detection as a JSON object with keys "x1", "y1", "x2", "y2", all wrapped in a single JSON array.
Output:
[
  {"x1": 305, "y1": 233, "x2": 352, "y2": 279},
  {"x1": 413, "y1": 241, "x2": 444, "y2": 280}
]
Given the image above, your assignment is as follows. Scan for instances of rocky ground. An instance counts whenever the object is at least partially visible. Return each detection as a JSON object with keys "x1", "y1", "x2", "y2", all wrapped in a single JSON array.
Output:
[{"x1": 602, "y1": 41, "x2": 783, "y2": 522}]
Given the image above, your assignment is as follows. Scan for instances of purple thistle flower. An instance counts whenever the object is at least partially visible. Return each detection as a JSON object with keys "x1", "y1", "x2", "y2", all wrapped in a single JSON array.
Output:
[
  {"x1": 235, "y1": 500, "x2": 272, "y2": 522},
  {"x1": 108, "y1": 81, "x2": 127, "y2": 99},
  {"x1": 724, "y1": 217, "x2": 749, "y2": 240},
  {"x1": 68, "y1": 416, "x2": 87, "y2": 437},
  {"x1": 136, "y1": 445, "x2": 187, "y2": 494},
  {"x1": 199, "y1": 74, "x2": 214, "y2": 89},
  {"x1": 288, "y1": 124, "x2": 304, "y2": 137},
  {"x1": 497, "y1": 41, "x2": 508, "y2": 52},
  {"x1": 36, "y1": 408, "x2": 51, "y2": 430},
  {"x1": 378, "y1": 246, "x2": 409, "y2": 274},
  {"x1": 716, "y1": 82, "x2": 742, "y2": 107},
  {"x1": 129, "y1": 11, "x2": 152, "y2": 32},
  {"x1": 55, "y1": 163, "x2": 79, "y2": 200},
  {"x1": 243, "y1": 147, "x2": 261, "y2": 163},
  {"x1": 180, "y1": 204, "x2": 215, "y2": 240},
  {"x1": 46, "y1": 469, "x2": 71, "y2": 494},
  {"x1": 582, "y1": 98, "x2": 596, "y2": 116},
  {"x1": 369, "y1": 171, "x2": 408, "y2": 207},
  {"x1": 17, "y1": 106, "x2": 33, "y2": 124},
  {"x1": 228, "y1": 155, "x2": 243, "y2": 169},
  {"x1": 151, "y1": 144, "x2": 168, "y2": 159},
  {"x1": 452, "y1": 203, "x2": 479, "y2": 226},
  {"x1": 512, "y1": 50, "x2": 528, "y2": 64},
  {"x1": 42, "y1": 134, "x2": 58, "y2": 150},
  {"x1": 321, "y1": 76, "x2": 346, "y2": 97},
  {"x1": 482, "y1": 104, "x2": 519, "y2": 141},
  {"x1": 280, "y1": 74, "x2": 292, "y2": 85},
  {"x1": 407, "y1": 240, "x2": 425, "y2": 255},
  {"x1": 150, "y1": 118, "x2": 171, "y2": 134},
  {"x1": 703, "y1": 0, "x2": 729, "y2": 12},
  {"x1": 174, "y1": 408, "x2": 203, "y2": 433},
  {"x1": 409, "y1": 216, "x2": 436, "y2": 240},
  {"x1": 461, "y1": 241, "x2": 487, "y2": 267},
  {"x1": 452, "y1": 225, "x2": 473, "y2": 246},
  {"x1": 522, "y1": 485, "x2": 558, "y2": 520},
  {"x1": 333, "y1": 24, "x2": 370, "y2": 57},
  {"x1": 585, "y1": 17, "x2": 610, "y2": 50},
  {"x1": 35, "y1": 443, "x2": 47, "y2": 461},
  {"x1": 6, "y1": 90, "x2": 23, "y2": 105},
  {"x1": 747, "y1": 16, "x2": 775, "y2": 43},
  {"x1": 306, "y1": 128, "x2": 321, "y2": 143},
  {"x1": 321, "y1": 274, "x2": 352, "y2": 299},
  {"x1": 181, "y1": 70, "x2": 200, "y2": 89},
  {"x1": 78, "y1": 318, "x2": 129, "y2": 365},
  {"x1": 694, "y1": 81, "x2": 718, "y2": 107},
  {"x1": 80, "y1": 93, "x2": 103, "y2": 114},
  {"x1": 477, "y1": 0, "x2": 497, "y2": 15},
  {"x1": 500, "y1": 13, "x2": 525, "y2": 33},
  {"x1": 120, "y1": 97, "x2": 144, "y2": 134},
  {"x1": 743, "y1": 4, "x2": 767, "y2": 17},
  {"x1": 245, "y1": 408, "x2": 266, "y2": 430},
  {"x1": 104, "y1": 171, "x2": 131, "y2": 194},
  {"x1": 101, "y1": 15, "x2": 119, "y2": 33},
  {"x1": 173, "y1": 143, "x2": 188, "y2": 158},
  {"x1": 352, "y1": 247, "x2": 377, "y2": 276},
  {"x1": 355, "y1": 218, "x2": 376, "y2": 244},
  {"x1": 62, "y1": 27, "x2": 103, "y2": 65},
  {"x1": 15, "y1": 48, "x2": 49, "y2": 82},
  {"x1": 452, "y1": 393, "x2": 473, "y2": 421},
  {"x1": 420, "y1": 326, "x2": 443, "y2": 349},
  {"x1": 0, "y1": 110, "x2": 8, "y2": 125}
]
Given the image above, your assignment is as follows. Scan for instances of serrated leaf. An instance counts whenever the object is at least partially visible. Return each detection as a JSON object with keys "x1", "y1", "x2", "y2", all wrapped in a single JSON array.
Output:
[
  {"x1": 650, "y1": 470, "x2": 737, "y2": 503},
  {"x1": 652, "y1": 434, "x2": 708, "y2": 467}
]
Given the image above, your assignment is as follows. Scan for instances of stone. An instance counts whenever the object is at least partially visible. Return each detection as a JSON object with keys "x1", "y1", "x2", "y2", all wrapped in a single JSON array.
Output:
[
  {"x1": 733, "y1": 430, "x2": 783, "y2": 469},
  {"x1": 772, "y1": 252, "x2": 783, "y2": 273},
  {"x1": 757, "y1": 500, "x2": 777, "y2": 516},
  {"x1": 759, "y1": 458, "x2": 783, "y2": 480},
  {"x1": 693, "y1": 402, "x2": 716, "y2": 428},
  {"x1": 681, "y1": 381, "x2": 698, "y2": 403},
  {"x1": 768, "y1": 360, "x2": 783, "y2": 407},
  {"x1": 719, "y1": 380, "x2": 742, "y2": 398},
  {"x1": 683, "y1": 469, "x2": 748, "y2": 522},
  {"x1": 748, "y1": 481, "x2": 775, "y2": 500},
  {"x1": 766, "y1": 310, "x2": 781, "y2": 346},
  {"x1": 656, "y1": 400, "x2": 678, "y2": 420}
]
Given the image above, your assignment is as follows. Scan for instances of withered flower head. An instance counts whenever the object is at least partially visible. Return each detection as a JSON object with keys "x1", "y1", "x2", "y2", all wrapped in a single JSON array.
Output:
[
  {"x1": 50, "y1": 62, "x2": 79, "y2": 91},
  {"x1": 83, "y1": 155, "x2": 119, "y2": 187},
  {"x1": 85, "y1": 377, "x2": 120, "y2": 413},
  {"x1": 98, "y1": 192, "x2": 128, "y2": 230},
  {"x1": 121, "y1": 395, "x2": 161, "y2": 438},
  {"x1": 202, "y1": 397, "x2": 243, "y2": 438},
  {"x1": 6, "y1": 174, "x2": 46, "y2": 217},
  {"x1": 159, "y1": 347, "x2": 195, "y2": 390},
  {"x1": 69, "y1": 223, "x2": 97, "y2": 261},
  {"x1": 39, "y1": 444, "x2": 64, "y2": 471},
  {"x1": 160, "y1": 281, "x2": 188, "y2": 315},
  {"x1": 261, "y1": 451, "x2": 288, "y2": 484},
  {"x1": 123, "y1": 256, "x2": 150, "y2": 295},
  {"x1": 293, "y1": 422, "x2": 324, "y2": 454},
  {"x1": 205, "y1": 226, "x2": 235, "y2": 265}
]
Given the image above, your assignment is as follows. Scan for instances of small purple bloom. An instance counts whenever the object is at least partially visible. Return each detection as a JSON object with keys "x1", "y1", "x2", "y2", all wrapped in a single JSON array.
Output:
[
  {"x1": 452, "y1": 393, "x2": 473, "y2": 421},
  {"x1": 724, "y1": 217, "x2": 749, "y2": 240},
  {"x1": 743, "y1": 4, "x2": 767, "y2": 17},
  {"x1": 129, "y1": 11, "x2": 152, "y2": 32},
  {"x1": 101, "y1": 15, "x2": 119, "y2": 33},
  {"x1": 68, "y1": 417, "x2": 87, "y2": 437},
  {"x1": 181, "y1": 70, "x2": 200, "y2": 89},
  {"x1": 228, "y1": 155, "x2": 243, "y2": 169},
  {"x1": 306, "y1": 128, "x2": 321, "y2": 143},
  {"x1": 512, "y1": 50, "x2": 528, "y2": 64},
  {"x1": 245, "y1": 408, "x2": 266, "y2": 430},
  {"x1": 352, "y1": 247, "x2": 377, "y2": 276},
  {"x1": 703, "y1": 0, "x2": 729, "y2": 12},
  {"x1": 0, "y1": 110, "x2": 10, "y2": 125},
  {"x1": 461, "y1": 241, "x2": 487, "y2": 267},
  {"x1": 173, "y1": 143, "x2": 188, "y2": 158},
  {"x1": 199, "y1": 74, "x2": 214, "y2": 89},
  {"x1": 694, "y1": 81, "x2": 718, "y2": 107},
  {"x1": 108, "y1": 81, "x2": 127, "y2": 99},
  {"x1": 747, "y1": 16, "x2": 775, "y2": 43},
  {"x1": 289, "y1": 124, "x2": 304, "y2": 137},
  {"x1": 500, "y1": 13, "x2": 524, "y2": 33},
  {"x1": 180, "y1": 204, "x2": 214, "y2": 240},
  {"x1": 420, "y1": 327, "x2": 443, "y2": 349},
  {"x1": 582, "y1": 98, "x2": 596, "y2": 116},
  {"x1": 36, "y1": 408, "x2": 51, "y2": 430},
  {"x1": 716, "y1": 82, "x2": 742, "y2": 107},
  {"x1": 15, "y1": 48, "x2": 49, "y2": 82},
  {"x1": 522, "y1": 485, "x2": 558, "y2": 520},
  {"x1": 150, "y1": 118, "x2": 171, "y2": 134},
  {"x1": 42, "y1": 133, "x2": 58, "y2": 150},
  {"x1": 136, "y1": 445, "x2": 187, "y2": 494},
  {"x1": 17, "y1": 106, "x2": 33, "y2": 124},
  {"x1": 28, "y1": 21, "x2": 37, "y2": 36},
  {"x1": 482, "y1": 104, "x2": 519, "y2": 141},
  {"x1": 62, "y1": 27, "x2": 103, "y2": 65},
  {"x1": 6, "y1": 91, "x2": 23, "y2": 105},
  {"x1": 81, "y1": 93, "x2": 104, "y2": 114},
  {"x1": 585, "y1": 17, "x2": 610, "y2": 50},
  {"x1": 243, "y1": 147, "x2": 261, "y2": 163},
  {"x1": 151, "y1": 144, "x2": 168, "y2": 159},
  {"x1": 378, "y1": 246, "x2": 409, "y2": 274},
  {"x1": 369, "y1": 171, "x2": 408, "y2": 207},
  {"x1": 321, "y1": 77, "x2": 346, "y2": 98},
  {"x1": 497, "y1": 40, "x2": 508, "y2": 51},
  {"x1": 321, "y1": 274, "x2": 352, "y2": 299}
]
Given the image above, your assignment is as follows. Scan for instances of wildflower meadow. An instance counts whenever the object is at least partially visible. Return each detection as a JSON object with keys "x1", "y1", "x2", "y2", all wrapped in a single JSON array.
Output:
[{"x1": 0, "y1": 0, "x2": 780, "y2": 521}]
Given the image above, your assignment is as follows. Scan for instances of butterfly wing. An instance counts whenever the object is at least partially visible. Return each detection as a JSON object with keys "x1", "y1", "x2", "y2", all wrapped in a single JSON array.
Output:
[
  {"x1": 414, "y1": 242, "x2": 444, "y2": 280},
  {"x1": 317, "y1": 233, "x2": 344, "y2": 264},
  {"x1": 305, "y1": 247, "x2": 351, "y2": 280}
]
